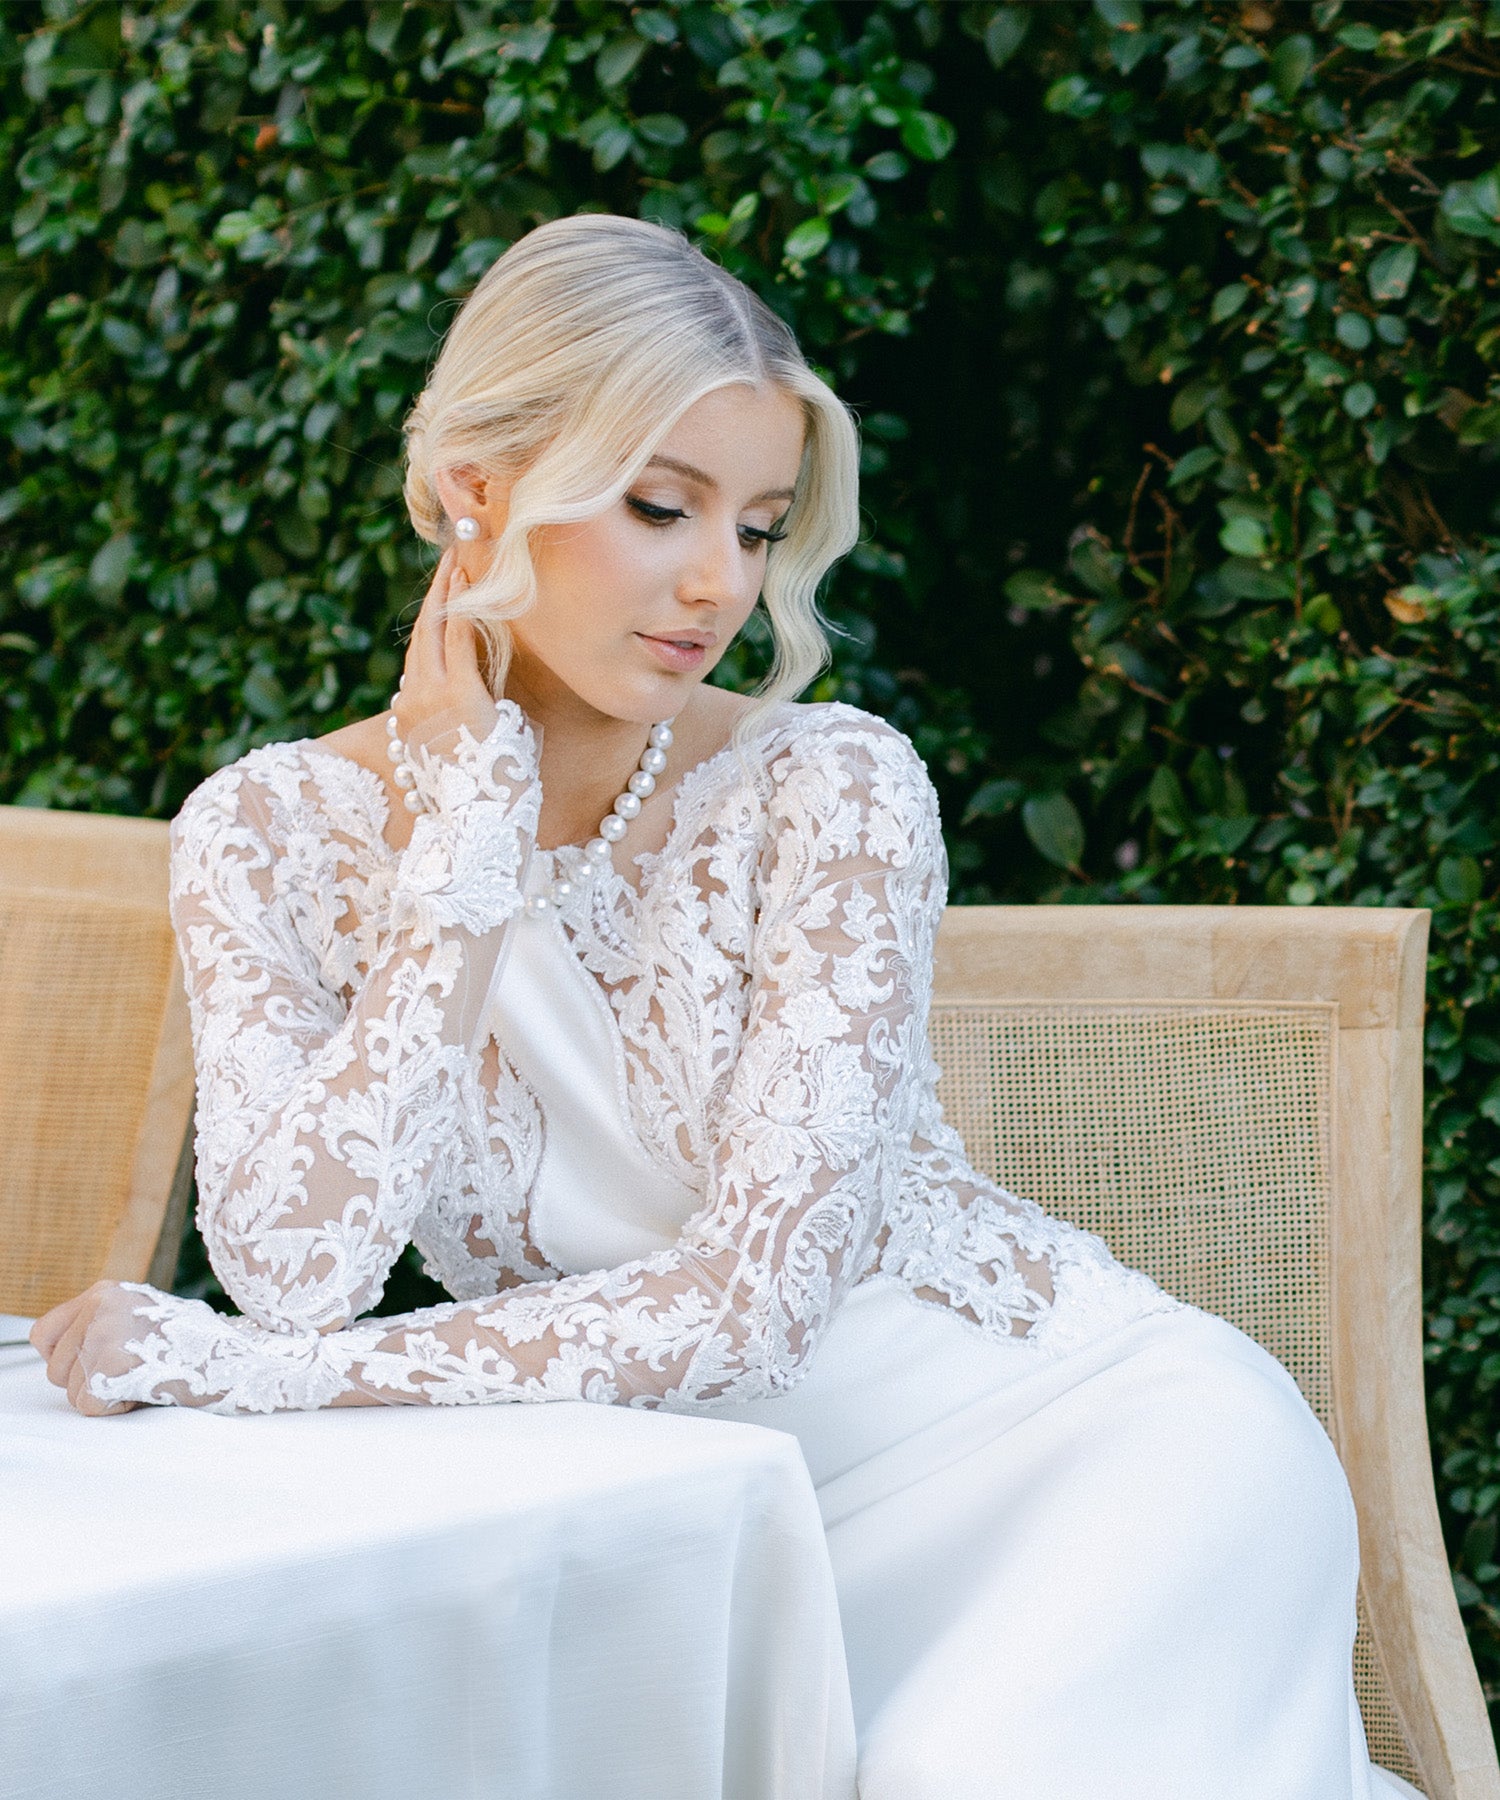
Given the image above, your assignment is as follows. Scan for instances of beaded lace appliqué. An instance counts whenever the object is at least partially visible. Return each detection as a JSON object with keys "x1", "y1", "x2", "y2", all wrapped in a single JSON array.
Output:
[{"x1": 90, "y1": 703, "x2": 1172, "y2": 1415}]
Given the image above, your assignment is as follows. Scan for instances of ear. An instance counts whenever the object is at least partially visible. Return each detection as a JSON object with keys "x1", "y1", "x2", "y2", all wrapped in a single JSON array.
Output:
[{"x1": 433, "y1": 464, "x2": 510, "y2": 539}]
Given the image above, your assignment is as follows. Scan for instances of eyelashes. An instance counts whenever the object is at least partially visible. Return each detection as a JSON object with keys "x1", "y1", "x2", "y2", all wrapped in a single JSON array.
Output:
[{"x1": 626, "y1": 495, "x2": 788, "y2": 548}]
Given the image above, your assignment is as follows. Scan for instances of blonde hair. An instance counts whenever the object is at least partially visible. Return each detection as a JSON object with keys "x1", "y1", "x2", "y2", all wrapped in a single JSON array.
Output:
[{"x1": 402, "y1": 214, "x2": 861, "y2": 726}]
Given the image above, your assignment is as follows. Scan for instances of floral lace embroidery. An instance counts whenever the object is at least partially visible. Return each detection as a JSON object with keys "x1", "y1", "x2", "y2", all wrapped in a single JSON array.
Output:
[{"x1": 92, "y1": 703, "x2": 1174, "y2": 1414}]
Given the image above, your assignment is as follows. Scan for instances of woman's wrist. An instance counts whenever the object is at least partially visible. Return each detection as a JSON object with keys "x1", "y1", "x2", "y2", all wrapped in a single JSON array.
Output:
[
  {"x1": 402, "y1": 696, "x2": 537, "y2": 817},
  {"x1": 389, "y1": 702, "x2": 541, "y2": 948},
  {"x1": 84, "y1": 1286, "x2": 355, "y2": 1415}
]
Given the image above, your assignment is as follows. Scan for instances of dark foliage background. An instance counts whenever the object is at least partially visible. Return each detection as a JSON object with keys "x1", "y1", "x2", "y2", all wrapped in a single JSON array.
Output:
[{"x1": 5, "y1": 0, "x2": 1500, "y2": 1720}]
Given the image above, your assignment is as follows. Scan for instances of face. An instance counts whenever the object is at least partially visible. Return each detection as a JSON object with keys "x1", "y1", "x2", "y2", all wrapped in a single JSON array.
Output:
[{"x1": 455, "y1": 382, "x2": 806, "y2": 726}]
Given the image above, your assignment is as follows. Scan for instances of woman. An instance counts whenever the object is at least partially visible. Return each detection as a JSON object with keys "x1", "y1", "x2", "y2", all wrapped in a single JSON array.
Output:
[{"x1": 33, "y1": 215, "x2": 1407, "y2": 1798}]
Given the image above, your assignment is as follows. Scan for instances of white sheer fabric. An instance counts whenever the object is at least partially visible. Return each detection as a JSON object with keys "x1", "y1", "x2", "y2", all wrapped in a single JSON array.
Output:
[
  {"x1": 81, "y1": 698, "x2": 1413, "y2": 1795},
  {"x1": 91, "y1": 700, "x2": 1170, "y2": 1414}
]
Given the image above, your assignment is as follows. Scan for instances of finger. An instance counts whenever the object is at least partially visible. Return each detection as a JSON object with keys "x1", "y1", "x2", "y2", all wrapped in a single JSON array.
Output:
[
  {"x1": 443, "y1": 573, "x2": 482, "y2": 688},
  {"x1": 66, "y1": 1354, "x2": 118, "y2": 1417},
  {"x1": 409, "y1": 548, "x2": 458, "y2": 690},
  {"x1": 30, "y1": 1291, "x2": 88, "y2": 1359},
  {"x1": 396, "y1": 550, "x2": 449, "y2": 705},
  {"x1": 46, "y1": 1293, "x2": 97, "y2": 1390}
]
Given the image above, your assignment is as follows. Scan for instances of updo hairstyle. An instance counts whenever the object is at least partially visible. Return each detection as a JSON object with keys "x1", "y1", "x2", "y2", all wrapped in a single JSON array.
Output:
[{"x1": 402, "y1": 213, "x2": 861, "y2": 721}]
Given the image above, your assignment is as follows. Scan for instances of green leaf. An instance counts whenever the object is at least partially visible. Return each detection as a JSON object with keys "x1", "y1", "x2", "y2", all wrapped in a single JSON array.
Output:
[
  {"x1": 241, "y1": 668, "x2": 287, "y2": 720},
  {"x1": 864, "y1": 151, "x2": 907, "y2": 182},
  {"x1": 1337, "y1": 23, "x2": 1381, "y2": 50},
  {"x1": 1343, "y1": 381, "x2": 1377, "y2": 419},
  {"x1": 1441, "y1": 171, "x2": 1500, "y2": 243},
  {"x1": 1146, "y1": 765, "x2": 1191, "y2": 836},
  {"x1": 1220, "y1": 517, "x2": 1268, "y2": 558},
  {"x1": 1003, "y1": 569, "x2": 1073, "y2": 610},
  {"x1": 1167, "y1": 446, "x2": 1219, "y2": 487},
  {"x1": 595, "y1": 35, "x2": 646, "y2": 88},
  {"x1": 1045, "y1": 75, "x2": 1103, "y2": 119},
  {"x1": 983, "y1": 8, "x2": 1030, "y2": 68},
  {"x1": 962, "y1": 777, "x2": 1026, "y2": 824},
  {"x1": 634, "y1": 10, "x2": 678, "y2": 45},
  {"x1": 590, "y1": 122, "x2": 635, "y2": 172},
  {"x1": 1096, "y1": 640, "x2": 1164, "y2": 692},
  {"x1": 213, "y1": 210, "x2": 260, "y2": 247},
  {"x1": 1022, "y1": 792, "x2": 1085, "y2": 868},
  {"x1": 1069, "y1": 536, "x2": 1123, "y2": 598},
  {"x1": 899, "y1": 111, "x2": 956, "y2": 163},
  {"x1": 1269, "y1": 34, "x2": 1315, "y2": 103},
  {"x1": 783, "y1": 218, "x2": 831, "y2": 262},
  {"x1": 112, "y1": 217, "x2": 159, "y2": 268},
  {"x1": 1438, "y1": 856, "x2": 1484, "y2": 905},
  {"x1": 636, "y1": 113, "x2": 688, "y2": 148},
  {"x1": 1211, "y1": 283, "x2": 1249, "y2": 323},
  {"x1": 304, "y1": 401, "x2": 340, "y2": 443},
  {"x1": 88, "y1": 532, "x2": 134, "y2": 598},
  {"x1": 366, "y1": 6, "x2": 403, "y2": 56},
  {"x1": 1335, "y1": 312, "x2": 1372, "y2": 351},
  {"x1": 1199, "y1": 815, "x2": 1256, "y2": 855},
  {"x1": 1219, "y1": 558, "x2": 1293, "y2": 600},
  {"x1": 1170, "y1": 380, "x2": 1217, "y2": 430},
  {"x1": 1367, "y1": 243, "x2": 1418, "y2": 302},
  {"x1": 1457, "y1": 403, "x2": 1500, "y2": 446}
]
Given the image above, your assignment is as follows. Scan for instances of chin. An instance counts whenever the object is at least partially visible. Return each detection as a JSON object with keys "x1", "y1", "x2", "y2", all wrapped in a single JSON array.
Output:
[
  {"x1": 600, "y1": 660, "x2": 710, "y2": 723},
  {"x1": 581, "y1": 679, "x2": 695, "y2": 726}
]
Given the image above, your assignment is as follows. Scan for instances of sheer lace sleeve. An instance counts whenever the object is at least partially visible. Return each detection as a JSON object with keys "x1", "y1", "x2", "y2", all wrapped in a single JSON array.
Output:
[
  {"x1": 89, "y1": 723, "x2": 948, "y2": 1415},
  {"x1": 169, "y1": 706, "x2": 540, "y2": 1335}
]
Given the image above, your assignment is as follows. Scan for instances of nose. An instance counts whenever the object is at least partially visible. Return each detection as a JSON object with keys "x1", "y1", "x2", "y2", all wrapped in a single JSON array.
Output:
[{"x1": 675, "y1": 513, "x2": 752, "y2": 612}]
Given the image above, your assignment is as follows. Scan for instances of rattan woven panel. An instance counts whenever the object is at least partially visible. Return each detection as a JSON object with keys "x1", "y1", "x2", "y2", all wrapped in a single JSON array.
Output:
[
  {"x1": 929, "y1": 999, "x2": 1424, "y2": 1793},
  {"x1": 0, "y1": 889, "x2": 176, "y2": 1316}
]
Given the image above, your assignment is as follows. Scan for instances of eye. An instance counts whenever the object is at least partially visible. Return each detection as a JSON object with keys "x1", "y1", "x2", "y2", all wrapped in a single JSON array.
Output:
[
  {"x1": 738, "y1": 519, "x2": 789, "y2": 551},
  {"x1": 626, "y1": 495, "x2": 687, "y2": 526}
]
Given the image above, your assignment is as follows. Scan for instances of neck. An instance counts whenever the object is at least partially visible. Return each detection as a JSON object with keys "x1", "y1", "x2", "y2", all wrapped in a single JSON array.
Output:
[{"x1": 504, "y1": 651, "x2": 673, "y2": 851}]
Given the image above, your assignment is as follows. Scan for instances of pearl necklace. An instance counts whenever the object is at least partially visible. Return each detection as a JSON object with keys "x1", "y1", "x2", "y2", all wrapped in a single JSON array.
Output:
[{"x1": 384, "y1": 711, "x2": 676, "y2": 917}]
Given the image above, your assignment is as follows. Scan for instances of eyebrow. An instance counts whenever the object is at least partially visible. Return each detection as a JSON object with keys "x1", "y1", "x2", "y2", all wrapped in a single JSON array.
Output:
[{"x1": 644, "y1": 454, "x2": 797, "y2": 506}]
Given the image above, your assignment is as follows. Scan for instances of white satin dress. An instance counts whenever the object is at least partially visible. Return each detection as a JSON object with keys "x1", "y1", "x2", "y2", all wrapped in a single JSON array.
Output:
[
  {"x1": 492, "y1": 855, "x2": 1415, "y2": 1800},
  {"x1": 100, "y1": 703, "x2": 1420, "y2": 1797}
]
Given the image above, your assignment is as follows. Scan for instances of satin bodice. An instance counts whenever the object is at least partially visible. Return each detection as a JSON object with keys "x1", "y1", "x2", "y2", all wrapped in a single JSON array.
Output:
[{"x1": 486, "y1": 855, "x2": 703, "y2": 1277}]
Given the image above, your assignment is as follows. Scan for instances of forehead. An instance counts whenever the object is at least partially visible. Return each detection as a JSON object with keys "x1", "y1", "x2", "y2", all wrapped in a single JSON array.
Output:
[{"x1": 653, "y1": 384, "x2": 805, "y2": 489}]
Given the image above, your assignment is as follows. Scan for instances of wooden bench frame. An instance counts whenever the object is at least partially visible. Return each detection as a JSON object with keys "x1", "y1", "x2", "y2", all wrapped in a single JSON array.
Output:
[{"x1": 933, "y1": 905, "x2": 1497, "y2": 1799}]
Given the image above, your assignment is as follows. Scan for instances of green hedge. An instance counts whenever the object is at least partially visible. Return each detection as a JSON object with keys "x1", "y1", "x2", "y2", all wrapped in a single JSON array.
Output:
[{"x1": 4, "y1": 0, "x2": 1499, "y2": 1719}]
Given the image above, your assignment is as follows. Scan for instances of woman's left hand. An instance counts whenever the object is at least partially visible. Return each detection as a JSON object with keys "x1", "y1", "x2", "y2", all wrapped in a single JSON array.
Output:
[{"x1": 30, "y1": 1281, "x2": 157, "y2": 1416}]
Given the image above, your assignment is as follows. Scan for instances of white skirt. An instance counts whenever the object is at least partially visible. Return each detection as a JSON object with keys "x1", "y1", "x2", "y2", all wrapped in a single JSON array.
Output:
[{"x1": 717, "y1": 1281, "x2": 1416, "y2": 1800}]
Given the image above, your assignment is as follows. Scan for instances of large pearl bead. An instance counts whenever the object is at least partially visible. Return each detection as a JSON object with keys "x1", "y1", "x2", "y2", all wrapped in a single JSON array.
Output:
[
  {"x1": 640, "y1": 746, "x2": 668, "y2": 776},
  {"x1": 585, "y1": 837, "x2": 612, "y2": 864},
  {"x1": 404, "y1": 791, "x2": 423, "y2": 813},
  {"x1": 628, "y1": 771, "x2": 655, "y2": 798},
  {"x1": 385, "y1": 737, "x2": 403, "y2": 763},
  {"x1": 612, "y1": 792, "x2": 642, "y2": 821},
  {"x1": 393, "y1": 765, "x2": 414, "y2": 790},
  {"x1": 599, "y1": 814, "x2": 628, "y2": 843},
  {"x1": 648, "y1": 723, "x2": 674, "y2": 749}
]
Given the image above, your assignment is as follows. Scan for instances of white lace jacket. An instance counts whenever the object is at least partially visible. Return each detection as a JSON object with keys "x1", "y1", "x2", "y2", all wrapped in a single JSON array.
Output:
[{"x1": 92, "y1": 701, "x2": 1169, "y2": 1414}]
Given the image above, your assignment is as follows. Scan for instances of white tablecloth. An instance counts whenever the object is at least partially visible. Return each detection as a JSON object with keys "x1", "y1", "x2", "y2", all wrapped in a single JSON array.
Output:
[{"x1": 0, "y1": 1319, "x2": 856, "y2": 1800}]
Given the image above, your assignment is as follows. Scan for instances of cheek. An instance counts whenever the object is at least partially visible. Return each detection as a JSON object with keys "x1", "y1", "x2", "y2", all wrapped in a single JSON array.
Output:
[{"x1": 530, "y1": 516, "x2": 667, "y2": 629}]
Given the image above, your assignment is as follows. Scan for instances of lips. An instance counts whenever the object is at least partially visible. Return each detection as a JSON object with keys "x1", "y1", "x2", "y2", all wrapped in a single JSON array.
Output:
[
  {"x1": 640, "y1": 629, "x2": 716, "y2": 648},
  {"x1": 637, "y1": 632, "x2": 713, "y2": 672}
]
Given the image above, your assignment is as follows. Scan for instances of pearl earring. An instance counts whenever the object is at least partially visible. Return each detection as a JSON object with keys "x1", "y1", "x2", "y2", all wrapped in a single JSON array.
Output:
[{"x1": 454, "y1": 516, "x2": 480, "y2": 541}]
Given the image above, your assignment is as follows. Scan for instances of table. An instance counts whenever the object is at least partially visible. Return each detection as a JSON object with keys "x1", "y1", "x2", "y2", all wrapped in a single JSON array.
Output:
[{"x1": 0, "y1": 1318, "x2": 857, "y2": 1800}]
